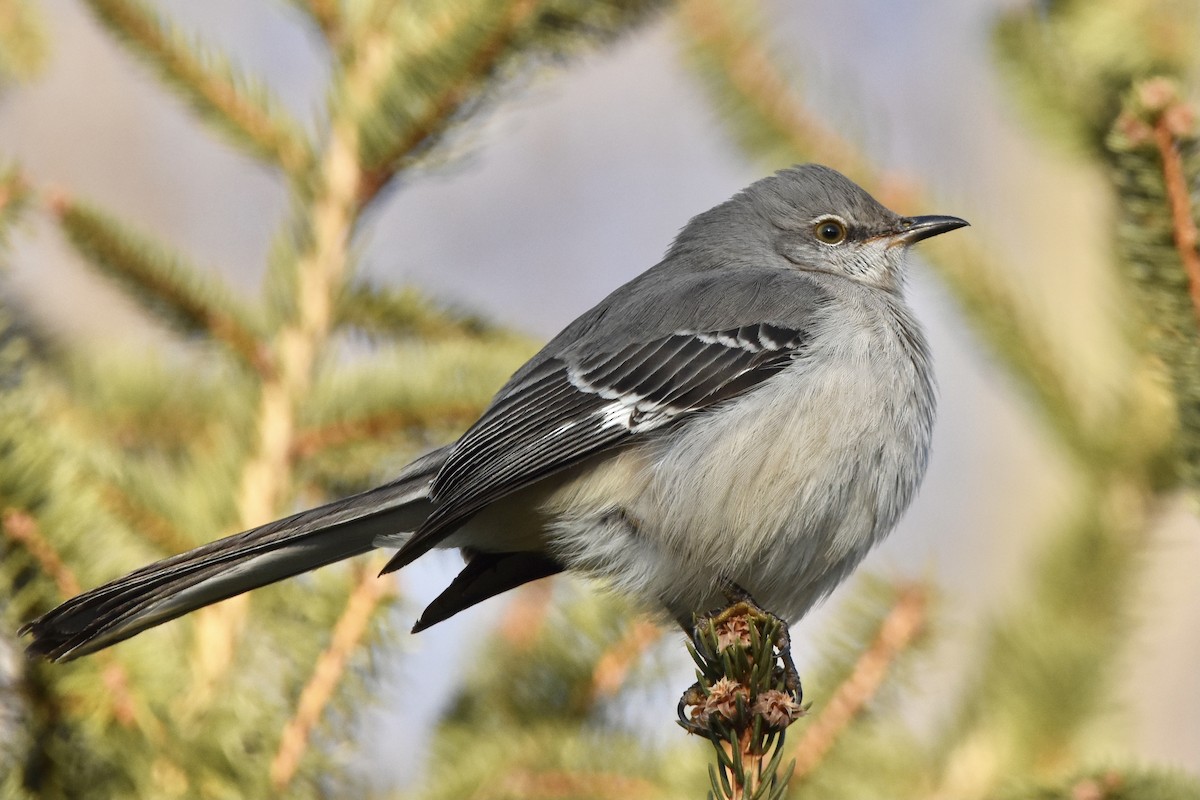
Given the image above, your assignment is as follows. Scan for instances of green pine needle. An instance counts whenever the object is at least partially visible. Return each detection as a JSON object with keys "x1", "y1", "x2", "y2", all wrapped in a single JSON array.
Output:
[
  {"x1": 55, "y1": 198, "x2": 269, "y2": 371},
  {"x1": 80, "y1": 0, "x2": 314, "y2": 177}
]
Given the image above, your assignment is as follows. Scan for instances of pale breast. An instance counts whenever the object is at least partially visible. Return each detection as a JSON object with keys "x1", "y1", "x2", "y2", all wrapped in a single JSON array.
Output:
[{"x1": 538, "y1": 286, "x2": 935, "y2": 623}]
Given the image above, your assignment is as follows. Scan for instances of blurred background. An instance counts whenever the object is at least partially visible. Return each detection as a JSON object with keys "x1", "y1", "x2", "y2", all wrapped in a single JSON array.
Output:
[{"x1": 2, "y1": 1, "x2": 1199, "y2": 798}]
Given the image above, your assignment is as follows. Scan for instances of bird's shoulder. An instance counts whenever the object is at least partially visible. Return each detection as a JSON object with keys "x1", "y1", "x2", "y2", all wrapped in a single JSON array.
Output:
[{"x1": 507, "y1": 264, "x2": 836, "y2": 390}]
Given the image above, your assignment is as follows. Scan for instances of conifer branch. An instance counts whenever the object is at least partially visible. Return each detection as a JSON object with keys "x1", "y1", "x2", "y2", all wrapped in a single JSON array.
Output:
[
  {"x1": 929, "y1": 483, "x2": 1149, "y2": 798},
  {"x1": 100, "y1": 660, "x2": 139, "y2": 728},
  {"x1": 1108, "y1": 78, "x2": 1200, "y2": 486},
  {"x1": 680, "y1": 600, "x2": 805, "y2": 800},
  {"x1": 584, "y1": 616, "x2": 661, "y2": 707},
  {"x1": 677, "y1": 0, "x2": 870, "y2": 186},
  {"x1": 269, "y1": 559, "x2": 394, "y2": 792},
  {"x1": 0, "y1": 165, "x2": 31, "y2": 245},
  {"x1": 1, "y1": 509, "x2": 79, "y2": 597},
  {"x1": 677, "y1": 0, "x2": 1096, "y2": 463},
  {"x1": 497, "y1": 579, "x2": 556, "y2": 649},
  {"x1": 289, "y1": 0, "x2": 343, "y2": 49},
  {"x1": 335, "y1": 281, "x2": 495, "y2": 341},
  {"x1": 1148, "y1": 96, "x2": 1200, "y2": 321},
  {"x1": 484, "y1": 769, "x2": 659, "y2": 800},
  {"x1": 357, "y1": 0, "x2": 542, "y2": 204},
  {"x1": 4, "y1": 508, "x2": 143, "y2": 730},
  {"x1": 80, "y1": 0, "x2": 313, "y2": 176},
  {"x1": 290, "y1": 404, "x2": 480, "y2": 461},
  {"x1": 194, "y1": 16, "x2": 400, "y2": 701},
  {"x1": 97, "y1": 482, "x2": 194, "y2": 556},
  {"x1": 0, "y1": 0, "x2": 47, "y2": 82},
  {"x1": 790, "y1": 584, "x2": 928, "y2": 782},
  {"x1": 51, "y1": 196, "x2": 272, "y2": 374}
]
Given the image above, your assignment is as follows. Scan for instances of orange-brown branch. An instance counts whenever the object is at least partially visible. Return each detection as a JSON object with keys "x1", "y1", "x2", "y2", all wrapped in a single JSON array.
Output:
[
  {"x1": 585, "y1": 616, "x2": 662, "y2": 707},
  {"x1": 3, "y1": 509, "x2": 80, "y2": 598},
  {"x1": 98, "y1": 484, "x2": 195, "y2": 555},
  {"x1": 290, "y1": 404, "x2": 481, "y2": 461},
  {"x1": 269, "y1": 559, "x2": 395, "y2": 791},
  {"x1": 791, "y1": 584, "x2": 929, "y2": 781},
  {"x1": 497, "y1": 579, "x2": 556, "y2": 650},
  {"x1": 3, "y1": 510, "x2": 143, "y2": 729},
  {"x1": 1152, "y1": 112, "x2": 1200, "y2": 321},
  {"x1": 487, "y1": 769, "x2": 658, "y2": 800}
]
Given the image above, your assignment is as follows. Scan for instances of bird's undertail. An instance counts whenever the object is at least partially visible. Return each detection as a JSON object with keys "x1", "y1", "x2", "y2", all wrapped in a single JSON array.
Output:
[{"x1": 20, "y1": 454, "x2": 441, "y2": 661}]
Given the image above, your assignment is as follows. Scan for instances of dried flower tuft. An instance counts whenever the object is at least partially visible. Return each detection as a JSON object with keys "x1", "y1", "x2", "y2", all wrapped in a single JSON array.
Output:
[{"x1": 752, "y1": 688, "x2": 806, "y2": 730}]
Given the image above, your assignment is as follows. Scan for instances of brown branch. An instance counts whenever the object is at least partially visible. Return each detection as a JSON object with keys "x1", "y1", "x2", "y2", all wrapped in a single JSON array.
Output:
[
  {"x1": 3, "y1": 510, "x2": 144, "y2": 729},
  {"x1": 98, "y1": 483, "x2": 195, "y2": 555},
  {"x1": 2, "y1": 509, "x2": 80, "y2": 598},
  {"x1": 790, "y1": 584, "x2": 929, "y2": 781},
  {"x1": 497, "y1": 579, "x2": 555, "y2": 650},
  {"x1": 290, "y1": 404, "x2": 481, "y2": 461},
  {"x1": 269, "y1": 558, "x2": 395, "y2": 791},
  {"x1": 481, "y1": 769, "x2": 658, "y2": 800},
  {"x1": 584, "y1": 616, "x2": 661, "y2": 707},
  {"x1": 299, "y1": 0, "x2": 342, "y2": 47},
  {"x1": 188, "y1": 16, "x2": 398, "y2": 702},
  {"x1": 0, "y1": 170, "x2": 28, "y2": 217},
  {"x1": 357, "y1": 0, "x2": 542, "y2": 204},
  {"x1": 1152, "y1": 108, "x2": 1200, "y2": 321},
  {"x1": 100, "y1": 660, "x2": 139, "y2": 728}
]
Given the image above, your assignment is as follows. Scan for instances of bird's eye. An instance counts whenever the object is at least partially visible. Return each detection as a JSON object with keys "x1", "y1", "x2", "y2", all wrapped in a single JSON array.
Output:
[{"x1": 813, "y1": 218, "x2": 848, "y2": 245}]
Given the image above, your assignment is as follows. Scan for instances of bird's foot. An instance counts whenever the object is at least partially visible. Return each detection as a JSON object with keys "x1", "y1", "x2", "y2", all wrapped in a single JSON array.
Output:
[{"x1": 677, "y1": 582, "x2": 803, "y2": 737}]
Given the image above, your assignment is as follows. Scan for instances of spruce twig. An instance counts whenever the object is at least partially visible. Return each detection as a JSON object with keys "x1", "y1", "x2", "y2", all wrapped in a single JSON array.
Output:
[
  {"x1": 80, "y1": 0, "x2": 313, "y2": 176},
  {"x1": 269, "y1": 558, "x2": 395, "y2": 791},
  {"x1": 677, "y1": 0, "x2": 870, "y2": 186},
  {"x1": 1108, "y1": 77, "x2": 1200, "y2": 486},
  {"x1": 485, "y1": 769, "x2": 660, "y2": 799},
  {"x1": 357, "y1": 0, "x2": 542, "y2": 203},
  {"x1": 289, "y1": 0, "x2": 343, "y2": 50},
  {"x1": 51, "y1": 196, "x2": 272, "y2": 375},
  {"x1": 96, "y1": 482, "x2": 195, "y2": 556},
  {"x1": 335, "y1": 281, "x2": 495, "y2": 341},
  {"x1": 290, "y1": 405, "x2": 480, "y2": 462},
  {"x1": 2, "y1": 510, "x2": 143, "y2": 730},
  {"x1": 0, "y1": 0, "x2": 46, "y2": 82},
  {"x1": 497, "y1": 579, "x2": 556, "y2": 649},
  {"x1": 0, "y1": 165, "x2": 31, "y2": 246},
  {"x1": 1145, "y1": 86, "x2": 1200, "y2": 321},
  {"x1": 584, "y1": 616, "x2": 662, "y2": 707},
  {"x1": 790, "y1": 584, "x2": 928, "y2": 782},
  {"x1": 2, "y1": 509, "x2": 79, "y2": 597},
  {"x1": 194, "y1": 11, "x2": 403, "y2": 704},
  {"x1": 680, "y1": 600, "x2": 805, "y2": 800}
]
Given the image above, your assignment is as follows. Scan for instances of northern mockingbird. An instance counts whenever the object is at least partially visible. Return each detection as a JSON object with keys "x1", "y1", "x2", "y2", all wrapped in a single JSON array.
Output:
[{"x1": 22, "y1": 164, "x2": 967, "y2": 661}]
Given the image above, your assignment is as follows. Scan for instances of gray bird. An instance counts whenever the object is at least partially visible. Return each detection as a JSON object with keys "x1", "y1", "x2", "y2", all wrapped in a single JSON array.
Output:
[{"x1": 22, "y1": 164, "x2": 967, "y2": 661}]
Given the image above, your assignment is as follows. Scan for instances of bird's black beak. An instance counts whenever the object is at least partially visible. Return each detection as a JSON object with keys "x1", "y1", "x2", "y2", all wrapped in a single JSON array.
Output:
[{"x1": 894, "y1": 215, "x2": 969, "y2": 245}]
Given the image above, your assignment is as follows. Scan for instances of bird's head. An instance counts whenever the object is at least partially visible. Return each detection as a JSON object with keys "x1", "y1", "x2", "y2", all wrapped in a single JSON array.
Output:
[
  {"x1": 753, "y1": 164, "x2": 968, "y2": 291},
  {"x1": 668, "y1": 164, "x2": 968, "y2": 293}
]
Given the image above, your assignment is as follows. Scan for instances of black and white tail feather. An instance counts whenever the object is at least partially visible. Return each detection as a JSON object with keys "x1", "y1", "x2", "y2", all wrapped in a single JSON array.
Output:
[{"x1": 20, "y1": 451, "x2": 445, "y2": 661}]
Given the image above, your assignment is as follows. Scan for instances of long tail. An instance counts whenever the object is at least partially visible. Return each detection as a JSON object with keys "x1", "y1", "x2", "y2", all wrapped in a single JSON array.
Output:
[{"x1": 20, "y1": 449, "x2": 445, "y2": 661}]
